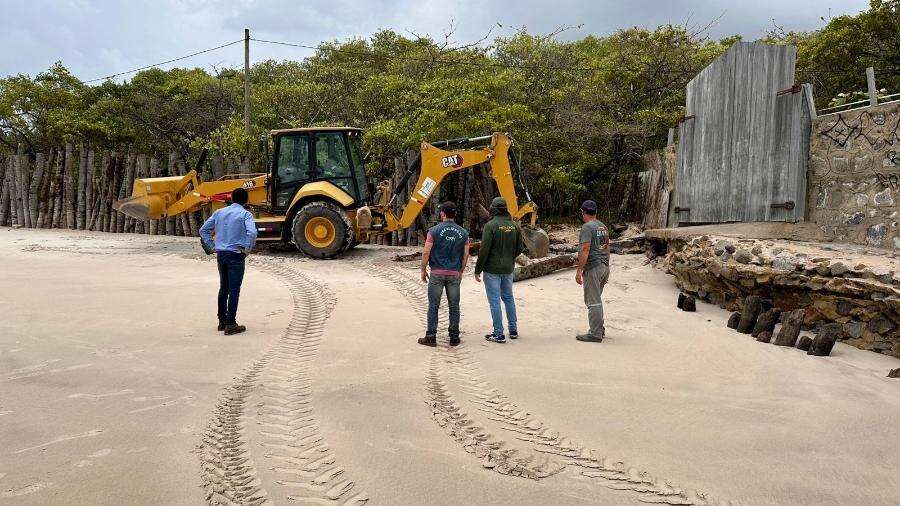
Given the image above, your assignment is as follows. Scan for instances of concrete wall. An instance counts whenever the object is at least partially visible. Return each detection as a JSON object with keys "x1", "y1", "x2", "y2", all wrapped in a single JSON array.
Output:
[{"x1": 807, "y1": 100, "x2": 900, "y2": 249}]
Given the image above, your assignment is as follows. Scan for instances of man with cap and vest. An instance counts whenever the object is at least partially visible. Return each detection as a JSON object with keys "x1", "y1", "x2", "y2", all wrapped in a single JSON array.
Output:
[
  {"x1": 419, "y1": 201, "x2": 470, "y2": 347},
  {"x1": 475, "y1": 197, "x2": 524, "y2": 343},
  {"x1": 575, "y1": 199, "x2": 610, "y2": 342}
]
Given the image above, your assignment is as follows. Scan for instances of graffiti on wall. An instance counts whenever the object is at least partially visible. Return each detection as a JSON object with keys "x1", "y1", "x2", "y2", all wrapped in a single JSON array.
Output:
[
  {"x1": 820, "y1": 110, "x2": 900, "y2": 149},
  {"x1": 874, "y1": 171, "x2": 900, "y2": 191}
]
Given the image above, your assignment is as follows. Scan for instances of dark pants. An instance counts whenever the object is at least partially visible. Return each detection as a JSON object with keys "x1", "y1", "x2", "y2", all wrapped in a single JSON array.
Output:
[
  {"x1": 427, "y1": 274, "x2": 461, "y2": 338},
  {"x1": 217, "y1": 251, "x2": 246, "y2": 325}
]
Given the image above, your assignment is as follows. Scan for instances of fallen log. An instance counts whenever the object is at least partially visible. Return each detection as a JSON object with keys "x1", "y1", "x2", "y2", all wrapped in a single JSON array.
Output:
[
  {"x1": 393, "y1": 251, "x2": 423, "y2": 262},
  {"x1": 514, "y1": 254, "x2": 576, "y2": 282},
  {"x1": 550, "y1": 243, "x2": 578, "y2": 254}
]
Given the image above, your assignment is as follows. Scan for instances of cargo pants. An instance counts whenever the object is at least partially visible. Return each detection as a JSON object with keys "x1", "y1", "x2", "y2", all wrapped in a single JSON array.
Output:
[{"x1": 583, "y1": 263, "x2": 609, "y2": 338}]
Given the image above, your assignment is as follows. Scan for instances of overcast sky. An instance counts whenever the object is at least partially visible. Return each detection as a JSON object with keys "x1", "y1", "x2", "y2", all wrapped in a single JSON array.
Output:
[{"x1": 1, "y1": 0, "x2": 870, "y2": 81}]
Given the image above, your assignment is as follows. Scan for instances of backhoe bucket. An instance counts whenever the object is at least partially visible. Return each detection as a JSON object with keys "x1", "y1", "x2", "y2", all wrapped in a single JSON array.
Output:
[
  {"x1": 522, "y1": 226, "x2": 550, "y2": 259},
  {"x1": 113, "y1": 172, "x2": 199, "y2": 221},
  {"x1": 113, "y1": 193, "x2": 167, "y2": 221}
]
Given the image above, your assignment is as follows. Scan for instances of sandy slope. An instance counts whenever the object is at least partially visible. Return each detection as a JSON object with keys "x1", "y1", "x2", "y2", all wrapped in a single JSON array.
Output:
[{"x1": 1, "y1": 228, "x2": 898, "y2": 505}]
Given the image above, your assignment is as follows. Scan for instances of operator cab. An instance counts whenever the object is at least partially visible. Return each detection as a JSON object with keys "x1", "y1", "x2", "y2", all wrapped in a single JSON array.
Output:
[{"x1": 268, "y1": 127, "x2": 369, "y2": 212}]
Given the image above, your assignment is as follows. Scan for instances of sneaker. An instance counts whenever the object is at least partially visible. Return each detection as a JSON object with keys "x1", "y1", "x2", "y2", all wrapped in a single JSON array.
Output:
[
  {"x1": 509, "y1": 330, "x2": 519, "y2": 340},
  {"x1": 217, "y1": 322, "x2": 227, "y2": 331},
  {"x1": 449, "y1": 336, "x2": 460, "y2": 346},
  {"x1": 224, "y1": 324, "x2": 247, "y2": 335},
  {"x1": 575, "y1": 333, "x2": 603, "y2": 343},
  {"x1": 485, "y1": 334, "x2": 506, "y2": 343},
  {"x1": 418, "y1": 334, "x2": 437, "y2": 347}
]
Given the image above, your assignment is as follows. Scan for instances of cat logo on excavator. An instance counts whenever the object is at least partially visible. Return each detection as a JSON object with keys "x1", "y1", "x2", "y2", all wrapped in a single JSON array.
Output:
[{"x1": 114, "y1": 128, "x2": 549, "y2": 259}]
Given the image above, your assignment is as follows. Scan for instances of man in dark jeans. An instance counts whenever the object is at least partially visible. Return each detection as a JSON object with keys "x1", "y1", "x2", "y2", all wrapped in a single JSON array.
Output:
[
  {"x1": 199, "y1": 188, "x2": 258, "y2": 335},
  {"x1": 419, "y1": 201, "x2": 470, "y2": 347}
]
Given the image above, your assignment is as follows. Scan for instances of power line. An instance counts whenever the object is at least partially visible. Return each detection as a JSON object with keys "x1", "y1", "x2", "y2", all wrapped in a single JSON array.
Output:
[{"x1": 81, "y1": 39, "x2": 244, "y2": 84}]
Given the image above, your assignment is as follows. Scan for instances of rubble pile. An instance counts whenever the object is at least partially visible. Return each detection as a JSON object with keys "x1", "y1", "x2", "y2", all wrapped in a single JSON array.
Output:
[{"x1": 660, "y1": 235, "x2": 900, "y2": 357}]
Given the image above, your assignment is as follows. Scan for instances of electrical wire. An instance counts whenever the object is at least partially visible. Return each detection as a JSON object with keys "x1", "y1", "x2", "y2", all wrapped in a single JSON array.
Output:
[{"x1": 81, "y1": 39, "x2": 244, "y2": 83}]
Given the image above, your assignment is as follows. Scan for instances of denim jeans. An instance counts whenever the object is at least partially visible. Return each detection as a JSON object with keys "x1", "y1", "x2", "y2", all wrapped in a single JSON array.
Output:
[
  {"x1": 427, "y1": 273, "x2": 461, "y2": 338},
  {"x1": 217, "y1": 251, "x2": 246, "y2": 325},
  {"x1": 483, "y1": 272, "x2": 517, "y2": 337}
]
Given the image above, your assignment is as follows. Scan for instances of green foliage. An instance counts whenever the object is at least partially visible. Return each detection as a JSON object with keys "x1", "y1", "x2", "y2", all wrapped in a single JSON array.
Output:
[
  {"x1": 766, "y1": 0, "x2": 900, "y2": 108},
  {"x1": 1, "y1": 2, "x2": 892, "y2": 216}
]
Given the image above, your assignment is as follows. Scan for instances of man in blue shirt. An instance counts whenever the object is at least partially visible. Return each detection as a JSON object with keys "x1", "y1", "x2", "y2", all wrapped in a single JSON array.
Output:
[
  {"x1": 419, "y1": 201, "x2": 469, "y2": 347},
  {"x1": 199, "y1": 188, "x2": 258, "y2": 335}
]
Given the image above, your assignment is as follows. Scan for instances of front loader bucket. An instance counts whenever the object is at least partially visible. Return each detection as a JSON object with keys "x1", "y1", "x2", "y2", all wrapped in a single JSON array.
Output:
[
  {"x1": 113, "y1": 193, "x2": 167, "y2": 221},
  {"x1": 113, "y1": 172, "x2": 201, "y2": 221},
  {"x1": 522, "y1": 226, "x2": 550, "y2": 259}
]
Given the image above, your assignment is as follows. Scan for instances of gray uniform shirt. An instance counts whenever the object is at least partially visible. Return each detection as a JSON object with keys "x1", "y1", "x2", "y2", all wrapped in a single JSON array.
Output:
[{"x1": 579, "y1": 220, "x2": 610, "y2": 271}]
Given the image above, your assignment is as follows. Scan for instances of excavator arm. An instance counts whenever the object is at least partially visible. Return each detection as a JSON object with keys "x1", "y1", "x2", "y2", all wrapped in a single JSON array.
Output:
[
  {"x1": 381, "y1": 132, "x2": 537, "y2": 229},
  {"x1": 374, "y1": 132, "x2": 547, "y2": 257}
]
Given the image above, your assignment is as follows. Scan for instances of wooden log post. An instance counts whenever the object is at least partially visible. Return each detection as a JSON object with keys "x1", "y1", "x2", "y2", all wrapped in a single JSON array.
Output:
[
  {"x1": 148, "y1": 157, "x2": 160, "y2": 235},
  {"x1": 808, "y1": 323, "x2": 841, "y2": 356},
  {"x1": 84, "y1": 149, "x2": 95, "y2": 229},
  {"x1": 12, "y1": 148, "x2": 27, "y2": 227},
  {"x1": 165, "y1": 152, "x2": 177, "y2": 235},
  {"x1": 102, "y1": 152, "x2": 111, "y2": 232},
  {"x1": 133, "y1": 155, "x2": 146, "y2": 234},
  {"x1": 76, "y1": 143, "x2": 87, "y2": 229},
  {"x1": 773, "y1": 309, "x2": 804, "y2": 347},
  {"x1": 38, "y1": 150, "x2": 54, "y2": 228},
  {"x1": 64, "y1": 142, "x2": 76, "y2": 229},
  {"x1": 48, "y1": 150, "x2": 62, "y2": 228},
  {"x1": 0, "y1": 155, "x2": 9, "y2": 226},
  {"x1": 107, "y1": 153, "x2": 119, "y2": 233},
  {"x1": 29, "y1": 153, "x2": 45, "y2": 228},
  {"x1": 737, "y1": 295, "x2": 763, "y2": 334},
  {"x1": 751, "y1": 308, "x2": 781, "y2": 337},
  {"x1": 91, "y1": 151, "x2": 109, "y2": 231}
]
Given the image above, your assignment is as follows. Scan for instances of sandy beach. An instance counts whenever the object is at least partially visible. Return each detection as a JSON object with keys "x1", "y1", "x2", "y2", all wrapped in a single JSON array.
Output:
[{"x1": 1, "y1": 227, "x2": 898, "y2": 505}]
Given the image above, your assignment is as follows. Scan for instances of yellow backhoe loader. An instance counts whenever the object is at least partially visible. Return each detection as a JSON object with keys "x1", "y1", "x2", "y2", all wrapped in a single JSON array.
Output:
[{"x1": 114, "y1": 128, "x2": 549, "y2": 258}]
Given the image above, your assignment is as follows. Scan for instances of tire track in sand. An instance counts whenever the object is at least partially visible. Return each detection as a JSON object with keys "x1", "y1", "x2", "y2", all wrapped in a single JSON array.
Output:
[
  {"x1": 200, "y1": 258, "x2": 368, "y2": 505},
  {"x1": 369, "y1": 259, "x2": 735, "y2": 506}
]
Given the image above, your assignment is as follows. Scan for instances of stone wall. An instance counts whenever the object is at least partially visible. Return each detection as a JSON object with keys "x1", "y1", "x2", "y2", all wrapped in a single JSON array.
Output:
[
  {"x1": 660, "y1": 235, "x2": 900, "y2": 357},
  {"x1": 807, "y1": 100, "x2": 900, "y2": 249}
]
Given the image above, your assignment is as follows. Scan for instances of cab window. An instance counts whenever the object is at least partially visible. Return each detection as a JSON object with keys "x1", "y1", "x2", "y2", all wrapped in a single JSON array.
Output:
[
  {"x1": 348, "y1": 133, "x2": 368, "y2": 200},
  {"x1": 275, "y1": 134, "x2": 310, "y2": 208},
  {"x1": 277, "y1": 135, "x2": 310, "y2": 184},
  {"x1": 315, "y1": 132, "x2": 354, "y2": 197}
]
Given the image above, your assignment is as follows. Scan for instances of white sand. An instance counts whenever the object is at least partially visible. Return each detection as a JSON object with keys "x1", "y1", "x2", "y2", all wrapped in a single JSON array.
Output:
[{"x1": 1, "y1": 228, "x2": 898, "y2": 505}]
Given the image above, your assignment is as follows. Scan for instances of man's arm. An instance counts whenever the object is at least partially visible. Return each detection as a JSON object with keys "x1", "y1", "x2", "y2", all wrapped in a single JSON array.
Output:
[
  {"x1": 243, "y1": 212, "x2": 258, "y2": 251},
  {"x1": 575, "y1": 226, "x2": 591, "y2": 285},
  {"x1": 420, "y1": 233, "x2": 435, "y2": 282},
  {"x1": 461, "y1": 234, "x2": 471, "y2": 273},
  {"x1": 474, "y1": 224, "x2": 493, "y2": 279},
  {"x1": 515, "y1": 224, "x2": 525, "y2": 257},
  {"x1": 199, "y1": 213, "x2": 216, "y2": 249}
]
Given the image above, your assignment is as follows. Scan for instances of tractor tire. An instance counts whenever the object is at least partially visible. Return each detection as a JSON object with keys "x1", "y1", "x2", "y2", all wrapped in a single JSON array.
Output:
[{"x1": 291, "y1": 201, "x2": 354, "y2": 259}]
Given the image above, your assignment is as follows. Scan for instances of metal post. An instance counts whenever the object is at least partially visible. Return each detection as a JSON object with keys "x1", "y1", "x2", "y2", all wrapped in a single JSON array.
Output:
[
  {"x1": 866, "y1": 67, "x2": 878, "y2": 106},
  {"x1": 244, "y1": 28, "x2": 251, "y2": 136}
]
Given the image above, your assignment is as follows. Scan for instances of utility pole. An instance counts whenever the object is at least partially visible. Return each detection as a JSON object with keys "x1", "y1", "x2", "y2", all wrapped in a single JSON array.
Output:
[{"x1": 244, "y1": 28, "x2": 251, "y2": 136}]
